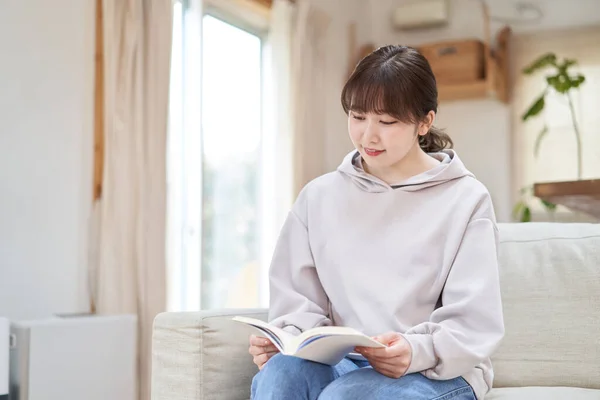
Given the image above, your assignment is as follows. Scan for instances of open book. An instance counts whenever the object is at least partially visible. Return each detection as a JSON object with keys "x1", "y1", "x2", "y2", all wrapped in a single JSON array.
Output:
[{"x1": 232, "y1": 316, "x2": 385, "y2": 366}]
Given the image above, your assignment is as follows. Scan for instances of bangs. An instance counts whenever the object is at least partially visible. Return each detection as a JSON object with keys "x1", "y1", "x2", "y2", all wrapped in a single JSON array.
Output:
[{"x1": 341, "y1": 65, "x2": 419, "y2": 124}]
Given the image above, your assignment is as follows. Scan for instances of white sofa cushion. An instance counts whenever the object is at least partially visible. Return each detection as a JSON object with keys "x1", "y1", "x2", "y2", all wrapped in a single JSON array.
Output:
[
  {"x1": 487, "y1": 387, "x2": 600, "y2": 399},
  {"x1": 152, "y1": 309, "x2": 267, "y2": 400},
  {"x1": 492, "y1": 223, "x2": 600, "y2": 389}
]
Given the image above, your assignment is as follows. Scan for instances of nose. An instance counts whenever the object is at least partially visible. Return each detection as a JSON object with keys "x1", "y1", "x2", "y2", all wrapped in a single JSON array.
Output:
[{"x1": 363, "y1": 120, "x2": 380, "y2": 144}]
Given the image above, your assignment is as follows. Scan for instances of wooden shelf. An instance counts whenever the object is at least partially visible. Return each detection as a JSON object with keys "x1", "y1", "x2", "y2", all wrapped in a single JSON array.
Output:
[{"x1": 534, "y1": 179, "x2": 600, "y2": 220}]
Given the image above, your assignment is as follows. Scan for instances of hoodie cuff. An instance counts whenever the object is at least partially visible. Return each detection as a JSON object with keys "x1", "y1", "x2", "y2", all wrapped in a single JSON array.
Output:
[{"x1": 403, "y1": 333, "x2": 438, "y2": 375}]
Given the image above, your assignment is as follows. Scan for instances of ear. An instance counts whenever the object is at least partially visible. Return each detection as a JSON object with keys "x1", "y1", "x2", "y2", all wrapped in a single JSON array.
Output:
[{"x1": 418, "y1": 111, "x2": 436, "y2": 136}]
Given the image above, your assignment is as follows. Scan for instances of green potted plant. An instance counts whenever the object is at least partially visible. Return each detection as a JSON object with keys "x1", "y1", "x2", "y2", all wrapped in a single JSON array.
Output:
[{"x1": 513, "y1": 53, "x2": 586, "y2": 222}]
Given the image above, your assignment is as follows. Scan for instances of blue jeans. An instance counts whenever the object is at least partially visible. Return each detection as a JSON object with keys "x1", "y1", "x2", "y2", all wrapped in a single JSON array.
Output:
[{"x1": 251, "y1": 354, "x2": 476, "y2": 400}]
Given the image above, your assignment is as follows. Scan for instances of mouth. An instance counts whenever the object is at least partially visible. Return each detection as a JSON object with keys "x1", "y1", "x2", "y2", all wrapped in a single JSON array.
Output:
[{"x1": 364, "y1": 148, "x2": 385, "y2": 157}]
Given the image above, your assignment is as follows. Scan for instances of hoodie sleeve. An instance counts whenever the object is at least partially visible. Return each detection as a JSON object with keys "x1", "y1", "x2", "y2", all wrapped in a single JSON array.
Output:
[
  {"x1": 402, "y1": 217, "x2": 505, "y2": 379},
  {"x1": 267, "y1": 196, "x2": 331, "y2": 335}
]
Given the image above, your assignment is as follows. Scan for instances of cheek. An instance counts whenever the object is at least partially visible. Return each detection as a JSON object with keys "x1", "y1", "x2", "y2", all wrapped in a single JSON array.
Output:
[
  {"x1": 381, "y1": 127, "x2": 413, "y2": 147},
  {"x1": 348, "y1": 123, "x2": 362, "y2": 143}
]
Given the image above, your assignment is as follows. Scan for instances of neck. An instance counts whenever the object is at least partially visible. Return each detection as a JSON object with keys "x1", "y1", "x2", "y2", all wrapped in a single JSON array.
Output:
[{"x1": 363, "y1": 144, "x2": 440, "y2": 185}]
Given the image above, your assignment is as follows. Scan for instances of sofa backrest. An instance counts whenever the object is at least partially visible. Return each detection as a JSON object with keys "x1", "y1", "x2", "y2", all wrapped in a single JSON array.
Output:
[{"x1": 492, "y1": 222, "x2": 600, "y2": 389}]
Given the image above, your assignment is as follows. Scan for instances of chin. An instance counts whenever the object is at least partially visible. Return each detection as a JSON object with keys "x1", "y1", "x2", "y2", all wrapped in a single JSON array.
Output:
[{"x1": 366, "y1": 152, "x2": 406, "y2": 168}]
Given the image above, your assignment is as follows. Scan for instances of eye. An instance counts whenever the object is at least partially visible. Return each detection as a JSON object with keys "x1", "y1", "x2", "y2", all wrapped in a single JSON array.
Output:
[
  {"x1": 380, "y1": 120, "x2": 397, "y2": 125},
  {"x1": 352, "y1": 114, "x2": 365, "y2": 121}
]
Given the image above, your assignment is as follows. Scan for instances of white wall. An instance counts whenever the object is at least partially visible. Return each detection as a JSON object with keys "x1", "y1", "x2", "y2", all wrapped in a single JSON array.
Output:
[
  {"x1": 366, "y1": 0, "x2": 512, "y2": 221},
  {"x1": 436, "y1": 101, "x2": 512, "y2": 221},
  {"x1": 0, "y1": 0, "x2": 94, "y2": 321},
  {"x1": 307, "y1": 0, "x2": 372, "y2": 173}
]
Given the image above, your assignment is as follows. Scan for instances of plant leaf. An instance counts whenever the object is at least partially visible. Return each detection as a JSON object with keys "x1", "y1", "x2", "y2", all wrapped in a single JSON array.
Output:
[
  {"x1": 519, "y1": 185, "x2": 533, "y2": 195},
  {"x1": 558, "y1": 58, "x2": 577, "y2": 73},
  {"x1": 522, "y1": 94, "x2": 545, "y2": 121},
  {"x1": 522, "y1": 206, "x2": 532, "y2": 222},
  {"x1": 523, "y1": 53, "x2": 557, "y2": 74},
  {"x1": 547, "y1": 74, "x2": 571, "y2": 93},
  {"x1": 541, "y1": 199, "x2": 557, "y2": 211},
  {"x1": 512, "y1": 201, "x2": 532, "y2": 222},
  {"x1": 533, "y1": 125, "x2": 549, "y2": 157},
  {"x1": 512, "y1": 201, "x2": 525, "y2": 220},
  {"x1": 570, "y1": 74, "x2": 586, "y2": 88}
]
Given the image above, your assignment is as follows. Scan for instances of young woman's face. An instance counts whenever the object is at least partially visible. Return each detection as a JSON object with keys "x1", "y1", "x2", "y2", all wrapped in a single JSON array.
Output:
[{"x1": 348, "y1": 111, "x2": 421, "y2": 168}]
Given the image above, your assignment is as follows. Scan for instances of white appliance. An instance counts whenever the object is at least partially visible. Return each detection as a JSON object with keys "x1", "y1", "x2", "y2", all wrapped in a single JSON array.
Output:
[
  {"x1": 9, "y1": 314, "x2": 137, "y2": 400},
  {"x1": 392, "y1": 0, "x2": 449, "y2": 30},
  {"x1": 0, "y1": 317, "x2": 8, "y2": 399}
]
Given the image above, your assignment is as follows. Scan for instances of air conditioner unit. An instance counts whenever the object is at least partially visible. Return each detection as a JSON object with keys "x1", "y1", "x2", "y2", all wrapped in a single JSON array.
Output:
[{"x1": 392, "y1": 0, "x2": 449, "y2": 30}]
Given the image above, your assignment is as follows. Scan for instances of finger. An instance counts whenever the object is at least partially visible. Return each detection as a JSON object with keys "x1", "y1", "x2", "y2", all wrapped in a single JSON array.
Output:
[
  {"x1": 360, "y1": 346, "x2": 389, "y2": 358},
  {"x1": 368, "y1": 351, "x2": 410, "y2": 367},
  {"x1": 363, "y1": 342, "x2": 409, "y2": 359},
  {"x1": 370, "y1": 361, "x2": 404, "y2": 379},
  {"x1": 372, "y1": 332, "x2": 401, "y2": 346},
  {"x1": 253, "y1": 353, "x2": 269, "y2": 367},
  {"x1": 257, "y1": 352, "x2": 278, "y2": 370},
  {"x1": 249, "y1": 335, "x2": 272, "y2": 346},
  {"x1": 249, "y1": 345, "x2": 265, "y2": 356},
  {"x1": 369, "y1": 360, "x2": 394, "y2": 374},
  {"x1": 249, "y1": 343, "x2": 279, "y2": 356},
  {"x1": 369, "y1": 356, "x2": 410, "y2": 377},
  {"x1": 262, "y1": 344, "x2": 278, "y2": 353},
  {"x1": 365, "y1": 354, "x2": 403, "y2": 368}
]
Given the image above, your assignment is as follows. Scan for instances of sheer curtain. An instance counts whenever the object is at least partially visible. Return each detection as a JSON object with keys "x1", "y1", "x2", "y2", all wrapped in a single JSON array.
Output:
[
  {"x1": 259, "y1": 0, "x2": 294, "y2": 306},
  {"x1": 259, "y1": 0, "x2": 331, "y2": 304},
  {"x1": 90, "y1": 0, "x2": 173, "y2": 398}
]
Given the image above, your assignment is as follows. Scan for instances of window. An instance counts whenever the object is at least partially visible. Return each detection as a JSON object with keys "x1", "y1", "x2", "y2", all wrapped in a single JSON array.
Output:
[
  {"x1": 200, "y1": 15, "x2": 263, "y2": 309},
  {"x1": 168, "y1": 0, "x2": 276, "y2": 311},
  {"x1": 512, "y1": 27, "x2": 600, "y2": 218}
]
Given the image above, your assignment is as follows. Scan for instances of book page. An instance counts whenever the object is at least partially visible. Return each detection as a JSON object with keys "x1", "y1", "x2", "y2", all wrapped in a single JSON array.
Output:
[
  {"x1": 295, "y1": 326, "x2": 383, "y2": 348},
  {"x1": 232, "y1": 316, "x2": 295, "y2": 351},
  {"x1": 291, "y1": 334, "x2": 385, "y2": 365},
  {"x1": 288, "y1": 326, "x2": 385, "y2": 358}
]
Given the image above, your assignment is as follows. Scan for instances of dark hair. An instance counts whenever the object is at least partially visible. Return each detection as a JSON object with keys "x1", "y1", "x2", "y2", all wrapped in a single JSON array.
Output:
[{"x1": 341, "y1": 45, "x2": 453, "y2": 153}]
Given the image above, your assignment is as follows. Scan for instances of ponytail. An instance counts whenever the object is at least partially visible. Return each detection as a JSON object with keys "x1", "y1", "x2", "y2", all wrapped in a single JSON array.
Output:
[{"x1": 419, "y1": 126, "x2": 453, "y2": 153}]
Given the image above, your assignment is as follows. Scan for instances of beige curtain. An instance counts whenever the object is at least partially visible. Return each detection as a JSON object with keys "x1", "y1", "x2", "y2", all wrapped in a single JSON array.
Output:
[
  {"x1": 91, "y1": 0, "x2": 173, "y2": 398},
  {"x1": 288, "y1": 1, "x2": 331, "y2": 196}
]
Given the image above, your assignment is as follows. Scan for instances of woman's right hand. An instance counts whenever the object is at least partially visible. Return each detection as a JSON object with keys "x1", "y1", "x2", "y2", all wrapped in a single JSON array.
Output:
[{"x1": 248, "y1": 335, "x2": 280, "y2": 370}]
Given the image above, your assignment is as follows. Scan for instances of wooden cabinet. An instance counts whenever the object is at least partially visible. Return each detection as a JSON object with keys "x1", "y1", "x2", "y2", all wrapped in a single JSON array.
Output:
[
  {"x1": 415, "y1": 2, "x2": 511, "y2": 104},
  {"x1": 419, "y1": 39, "x2": 485, "y2": 84}
]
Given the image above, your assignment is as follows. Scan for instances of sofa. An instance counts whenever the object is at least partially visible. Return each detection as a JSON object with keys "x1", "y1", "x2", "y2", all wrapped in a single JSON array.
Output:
[{"x1": 151, "y1": 222, "x2": 600, "y2": 399}]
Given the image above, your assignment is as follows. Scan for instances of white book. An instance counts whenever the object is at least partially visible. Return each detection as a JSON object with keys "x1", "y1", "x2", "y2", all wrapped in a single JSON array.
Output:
[{"x1": 232, "y1": 316, "x2": 385, "y2": 366}]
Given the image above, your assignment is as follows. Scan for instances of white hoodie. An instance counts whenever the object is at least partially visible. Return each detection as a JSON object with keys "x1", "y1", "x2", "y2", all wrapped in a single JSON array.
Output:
[{"x1": 268, "y1": 149, "x2": 505, "y2": 400}]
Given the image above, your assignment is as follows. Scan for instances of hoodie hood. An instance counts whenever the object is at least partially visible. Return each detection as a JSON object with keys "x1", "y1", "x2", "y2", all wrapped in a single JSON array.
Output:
[{"x1": 336, "y1": 149, "x2": 474, "y2": 193}]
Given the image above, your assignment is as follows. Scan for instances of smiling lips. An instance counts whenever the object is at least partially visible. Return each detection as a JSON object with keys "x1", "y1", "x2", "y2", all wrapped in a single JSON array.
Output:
[{"x1": 364, "y1": 148, "x2": 385, "y2": 157}]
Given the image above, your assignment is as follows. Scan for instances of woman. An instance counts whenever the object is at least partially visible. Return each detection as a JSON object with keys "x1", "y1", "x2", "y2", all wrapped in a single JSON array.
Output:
[{"x1": 248, "y1": 45, "x2": 504, "y2": 400}]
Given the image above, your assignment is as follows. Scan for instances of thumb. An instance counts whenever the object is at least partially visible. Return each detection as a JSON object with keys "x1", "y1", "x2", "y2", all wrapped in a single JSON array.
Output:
[{"x1": 372, "y1": 332, "x2": 400, "y2": 346}]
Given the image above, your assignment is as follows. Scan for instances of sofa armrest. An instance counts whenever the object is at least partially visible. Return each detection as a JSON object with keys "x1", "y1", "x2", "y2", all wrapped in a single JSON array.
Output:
[{"x1": 151, "y1": 308, "x2": 268, "y2": 400}]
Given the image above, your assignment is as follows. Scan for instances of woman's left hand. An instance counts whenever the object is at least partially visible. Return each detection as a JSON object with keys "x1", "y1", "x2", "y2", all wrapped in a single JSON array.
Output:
[{"x1": 355, "y1": 332, "x2": 412, "y2": 379}]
